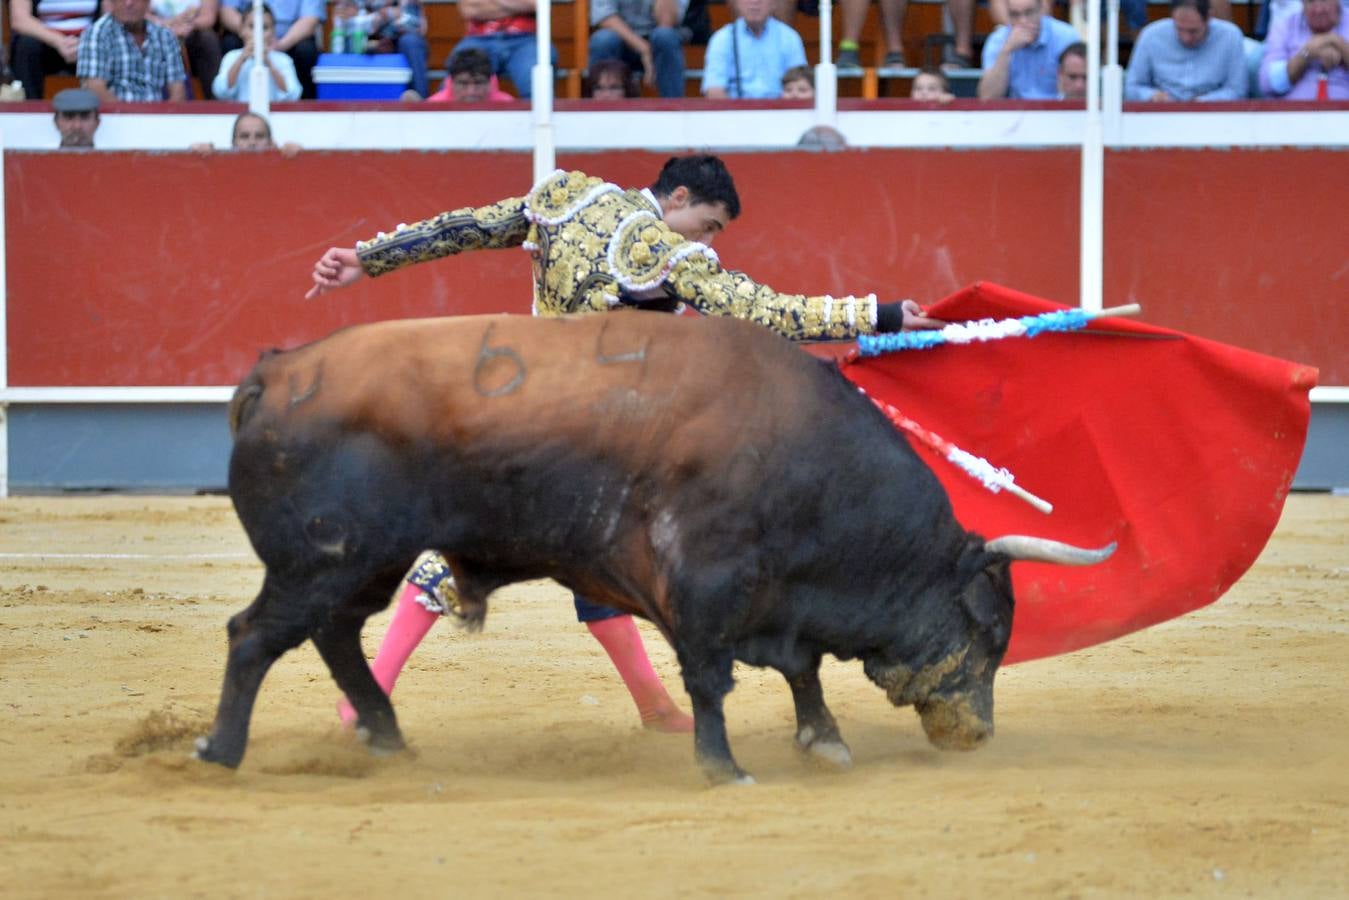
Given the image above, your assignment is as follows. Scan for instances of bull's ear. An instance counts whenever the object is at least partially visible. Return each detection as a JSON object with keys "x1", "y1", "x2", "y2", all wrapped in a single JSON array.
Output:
[{"x1": 960, "y1": 567, "x2": 1013, "y2": 646}]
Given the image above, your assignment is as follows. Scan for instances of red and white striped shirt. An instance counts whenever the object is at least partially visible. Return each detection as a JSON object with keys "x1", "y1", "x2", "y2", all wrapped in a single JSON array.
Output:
[{"x1": 35, "y1": 0, "x2": 100, "y2": 35}]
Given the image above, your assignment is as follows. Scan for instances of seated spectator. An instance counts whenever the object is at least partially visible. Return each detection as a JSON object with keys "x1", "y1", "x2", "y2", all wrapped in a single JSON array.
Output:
[
  {"x1": 702, "y1": 0, "x2": 806, "y2": 98},
  {"x1": 9, "y1": 0, "x2": 99, "y2": 101},
  {"x1": 212, "y1": 4, "x2": 302, "y2": 101},
  {"x1": 190, "y1": 110, "x2": 302, "y2": 155},
  {"x1": 835, "y1": 0, "x2": 908, "y2": 70},
  {"x1": 586, "y1": 57, "x2": 641, "y2": 97},
  {"x1": 781, "y1": 64, "x2": 814, "y2": 98},
  {"x1": 1125, "y1": 0, "x2": 1247, "y2": 101},
  {"x1": 589, "y1": 0, "x2": 686, "y2": 98},
  {"x1": 448, "y1": 0, "x2": 557, "y2": 100},
  {"x1": 1259, "y1": 0, "x2": 1349, "y2": 99},
  {"x1": 1057, "y1": 41, "x2": 1087, "y2": 98},
  {"x1": 911, "y1": 66, "x2": 955, "y2": 101},
  {"x1": 797, "y1": 124, "x2": 848, "y2": 148},
  {"x1": 1257, "y1": 0, "x2": 1304, "y2": 39},
  {"x1": 992, "y1": 0, "x2": 1148, "y2": 40},
  {"x1": 361, "y1": 0, "x2": 430, "y2": 98},
  {"x1": 77, "y1": 0, "x2": 188, "y2": 102},
  {"x1": 977, "y1": 0, "x2": 1081, "y2": 99},
  {"x1": 219, "y1": 0, "x2": 324, "y2": 99},
  {"x1": 424, "y1": 48, "x2": 517, "y2": 100},
  {"x1": 53, "y1": 86, "x2": 100, "y2": 147},
  {"x1": 149, "y1": 0, "x2": 222, "y2": 99}
]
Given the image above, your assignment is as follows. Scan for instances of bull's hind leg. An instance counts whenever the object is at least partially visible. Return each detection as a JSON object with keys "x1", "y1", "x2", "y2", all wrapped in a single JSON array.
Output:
[
  {"x1": 196, "y1": 574, "x2": 311, "y2": 768},
  {"x1": 676, "y1": 644, "x2": 753, "y2": 786},
  {"x1": 785, "y1": 659, "x2": 853, "y2": 770},
  {"x1": 310, "y1": 593, "x2": 405, "y2": 757}
]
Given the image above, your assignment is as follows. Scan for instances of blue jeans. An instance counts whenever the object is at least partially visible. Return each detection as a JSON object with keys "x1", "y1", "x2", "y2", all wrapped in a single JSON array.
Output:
[
  {"x1": 396, "y1": 31, "x2": 430, "y2": 97},
  {"x1": 588, "y1": 26, "x2": 685, "y2": 98},
  {"x1": 574, "y1": 592, "x2": 624, "y2": 622},
  {"x1": 450, "y1": 33, "x2": 558, "y2": 99}
]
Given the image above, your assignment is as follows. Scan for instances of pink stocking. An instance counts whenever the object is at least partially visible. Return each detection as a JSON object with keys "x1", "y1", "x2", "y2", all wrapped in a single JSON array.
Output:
[
  {"x1": 337, "y1": 581, "x2": 439, "y2": 725},
  {"x1": 586, "y1": 615, "x2": 693, "y2": 733}
]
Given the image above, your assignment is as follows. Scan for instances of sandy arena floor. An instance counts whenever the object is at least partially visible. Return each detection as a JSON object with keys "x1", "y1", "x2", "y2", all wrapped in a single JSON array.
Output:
[{"x1": 0, "y1": 493, "x2": 1345, "y2": 897}]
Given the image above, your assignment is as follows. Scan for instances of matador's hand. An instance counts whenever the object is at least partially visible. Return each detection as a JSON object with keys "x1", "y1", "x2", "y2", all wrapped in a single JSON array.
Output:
[
  {"x1": 877, "y1": 299, "x2": 944, "y2": 332},
  {"x1": 900, "y1": 299, "x2": 944, "y2": 331},
  {"x1": 307, "y1": 246, "x2": 364, "y2": 299}
]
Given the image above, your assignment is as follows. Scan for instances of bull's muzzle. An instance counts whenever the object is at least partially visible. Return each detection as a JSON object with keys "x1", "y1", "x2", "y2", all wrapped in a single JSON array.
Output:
[{"x1": 916, "y1": 693, "x2": 993, "y2": 751}]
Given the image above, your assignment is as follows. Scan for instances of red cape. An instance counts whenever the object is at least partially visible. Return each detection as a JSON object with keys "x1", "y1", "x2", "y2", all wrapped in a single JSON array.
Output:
[{"x1": 835, "y1": 283, "x2": 1318, "y2": 664}]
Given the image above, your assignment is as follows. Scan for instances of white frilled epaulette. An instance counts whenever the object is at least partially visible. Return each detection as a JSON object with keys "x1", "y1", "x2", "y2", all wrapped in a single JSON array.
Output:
[
  {"x1": 525, "y1": 170, "x2": 622, "y2": 227},
  {"x1": 607, "y1": 210, "x2": 719, "y2": 293}
]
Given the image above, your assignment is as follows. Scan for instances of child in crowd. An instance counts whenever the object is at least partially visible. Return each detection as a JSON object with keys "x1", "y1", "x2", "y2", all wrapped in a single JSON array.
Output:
[
  {"x1": 911, "y1": 67, "x2": 955, "y2": 102},
  {"x1": 212, "y1": 5, "x2": 302, "y2": 101},
  {"x1": 587, "y1": 58, "x2": 638, "y2": 99},
  {"x1": 781, "y1": 65, "x2": 815, "y2": 99}
]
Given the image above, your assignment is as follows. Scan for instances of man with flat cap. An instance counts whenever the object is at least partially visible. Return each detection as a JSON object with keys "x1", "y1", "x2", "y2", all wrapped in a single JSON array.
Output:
[{"x1": 53, "y1": 87, "x2": 100, "y2": 148}]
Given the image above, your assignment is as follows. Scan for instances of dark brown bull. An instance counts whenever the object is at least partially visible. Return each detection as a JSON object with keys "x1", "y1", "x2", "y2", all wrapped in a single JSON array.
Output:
[{"x1": 197, "y1": 311, "x2": 1113, "y2": 784}]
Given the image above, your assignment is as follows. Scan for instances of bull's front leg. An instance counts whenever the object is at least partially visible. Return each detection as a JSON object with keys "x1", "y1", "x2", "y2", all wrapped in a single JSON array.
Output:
[
  {"x1": 310, "y1": 615, "x2": 405, "y2": 756},
  {"x1": 785, "y1": 661, "x2": 853, "y2": 770},
  {"x1": 195, "y1": 581, "x2": 310, "y2": 768},
  {"x1": 677, "y1": 644, "x2": 753, "y2": 786}
]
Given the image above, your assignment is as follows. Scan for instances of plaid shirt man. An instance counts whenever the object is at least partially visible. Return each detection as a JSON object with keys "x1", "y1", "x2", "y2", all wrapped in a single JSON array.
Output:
[{"x1": 76, "y1": 12, "x2": 186, "y2": 101}]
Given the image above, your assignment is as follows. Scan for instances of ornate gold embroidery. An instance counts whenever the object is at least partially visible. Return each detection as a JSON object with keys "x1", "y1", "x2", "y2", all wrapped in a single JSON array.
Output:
[{"x1": 356, "y1": 170, "x2": 880, "y2": 341}]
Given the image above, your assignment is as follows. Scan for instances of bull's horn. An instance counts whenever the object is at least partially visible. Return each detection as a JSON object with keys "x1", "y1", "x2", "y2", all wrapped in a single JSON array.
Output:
[{"x1": 984, "y1": 536, "x2": 1117, "y2": 566}]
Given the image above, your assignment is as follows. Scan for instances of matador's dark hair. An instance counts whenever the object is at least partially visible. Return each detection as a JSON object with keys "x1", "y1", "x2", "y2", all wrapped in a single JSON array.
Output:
[{"x1": 650, "y1": 154, "x2": 742, "y2": 219}]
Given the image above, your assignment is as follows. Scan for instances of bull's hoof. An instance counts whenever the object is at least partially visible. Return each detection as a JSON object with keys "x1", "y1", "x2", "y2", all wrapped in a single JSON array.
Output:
[
  {"x1": 192, "y1": 735, "x2": 242, "y2": 768},
  {"x1": 354, "y1": 726, "x2": 406, "y2": 758},
  {"x1": 699, "y1": 760, "x2": 756, "y2": 787},
  {"x1": 795, "y1": 725, "x2": 854, "y2": 769}
]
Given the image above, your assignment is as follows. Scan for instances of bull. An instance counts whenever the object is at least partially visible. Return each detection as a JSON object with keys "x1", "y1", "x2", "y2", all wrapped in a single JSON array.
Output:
[{"x1": 196, "y1": 311, "x2": 1114, "y2": 784}]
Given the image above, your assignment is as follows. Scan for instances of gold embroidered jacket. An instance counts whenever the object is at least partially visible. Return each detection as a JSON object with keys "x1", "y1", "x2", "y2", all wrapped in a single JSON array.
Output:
[{"x1": 355, "y1": 169, "x2": 880, "y2": 341}]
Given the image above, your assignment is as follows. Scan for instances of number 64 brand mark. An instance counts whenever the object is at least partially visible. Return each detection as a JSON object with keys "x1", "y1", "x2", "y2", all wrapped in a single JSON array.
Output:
[{"x1": 473, "y1": 324, "x2": 526, "y2": 397}]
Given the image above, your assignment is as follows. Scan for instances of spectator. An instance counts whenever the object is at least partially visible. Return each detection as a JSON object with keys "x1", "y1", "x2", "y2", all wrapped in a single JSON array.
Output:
[
  {"x1": 362, "y1": 0, "x2": 431, "y2": 98},
  {"x1": 586, "y1": 57, "x2": 641, "y2": 97},
  {"x1": 447, "y1": 0, "x2": 557, "y2": 100},
  {"x1": 149, "y1": 0, "x2": 222, "y2": 99},
  {"x1": 702, "y1": 0, "x2": 806, "y2": 98},
  {"x1": 52, "y1": 86, "x2": 100, "y2": 147},
  {"x1": 9, "y1": 0, "x2": 100, "y2": 101},
  {"x1": 781, "y1": 63, "x2": 813, "y2": 98},
  {"x1": 1125, "y1": 0, "x2": 1248, "y2": 101},
  {"x1": 1259, "y1": 0, "x2": 1349, "y2": 99},
  {"x1": 77, "y1": 0, "x2": 189, "y2": 102},
  {"x1": 212, "y1": 5, "x2": 302, "y2": 100},
  {"x1": 220, "y1": 0, "x2": 324, "y2": 99},
  {"x1": 1057, "y1": 40, "x2": 1087, "y2": 98},
  {"x1": 911, "y1": 66, "x2": 955, "y2": 101},
  {"x1": 424, "y1": 47, "x2": 517, "y2": 100},
  {"x1": 977, "y1": 0, "x2": 1081, "y2": 99},
  {"x1": 797, "y1": 123, "x2": 848, "y2": 147},
  {"x1": 835, "y1": 0, "x2": 907, "y2": 70},
  {"x1": 992, "y1": 0, "x2": 1148, "y2": 39},
  {"x1": 589, "y1": 0, "x2": 687, "y2": 98},
  {"x1": 190, "y1": 110, "x2": 302, "y2": 155},
  {"x1": 1257, "y1": 0, "x2": 1303, "y2": 39}
]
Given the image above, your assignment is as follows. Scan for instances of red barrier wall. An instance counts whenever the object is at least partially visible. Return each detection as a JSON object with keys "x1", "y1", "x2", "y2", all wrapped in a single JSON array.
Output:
[{"x1": 6, "y1": 148, "x2": 1344, "y2": 386}]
